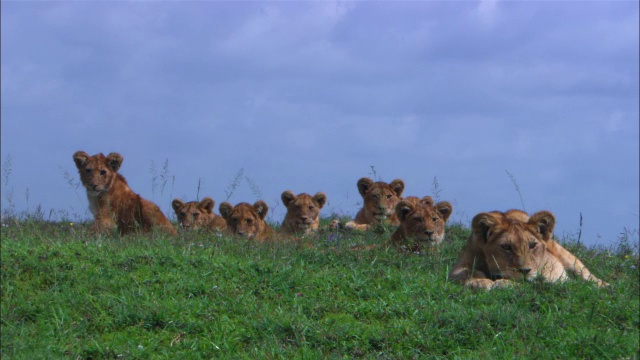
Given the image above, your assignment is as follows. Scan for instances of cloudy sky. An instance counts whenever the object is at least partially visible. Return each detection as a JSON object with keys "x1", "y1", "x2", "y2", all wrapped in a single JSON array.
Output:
[{"x1": 1, "y1": 1, "x2": 638, "y2": 246}]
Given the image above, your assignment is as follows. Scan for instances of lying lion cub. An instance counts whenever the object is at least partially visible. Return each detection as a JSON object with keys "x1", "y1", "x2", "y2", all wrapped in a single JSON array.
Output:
[
  {"x1": 171, "y1": 197, "x2": 226, "y2": 231},
  {"x1": 281, "y1": 191, "x2": 327, "y2": 235},
  {"x1": 219, "y1": 201, "x2": 273, "y2": 241},
  {"x1": 449, "y1": 209, "x2": 608, "y2": 290},
  {"x1": 391, "y1": 196, "x2": 453, "y2": 251},
  {"x1": 73, "y1": 151, "x2": 177, "y2": 236},
  {"x1": 343, "y1": 177, "x2": 405, "y2": 231}
]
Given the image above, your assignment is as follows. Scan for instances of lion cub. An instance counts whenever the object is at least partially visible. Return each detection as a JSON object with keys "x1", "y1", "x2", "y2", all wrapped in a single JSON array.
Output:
[
  {"x1": 391, "y1": 196, "x2": 453, "y2": 251},
  {"x1": 171, "y1": 197, "x2": 226, "y2": 231},
  {"x1": 219, "y1": 201, "x2": 273, "y2": 241},
  {"x1": 281, "y1": 191, "x2": 327, "y2": 235},
  {"x1": 73, "y1": 151, "x2": 177, "y2": 236},
  {"x1": 343, "y1": 177, "x2": 405, "y2": 231},
  {"x1": 449, "y1": 209, "x2": 608, "y2": 290}
]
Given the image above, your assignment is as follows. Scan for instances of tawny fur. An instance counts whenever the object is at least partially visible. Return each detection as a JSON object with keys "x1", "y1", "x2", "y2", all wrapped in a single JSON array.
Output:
[
  {"x1": 172, "y1": 197, "x2": 226, "y2": 231},
  {"x1": 344, "y1": 177, "x2": 405, "y2": 231},
  {"x1": 73, "y1": 151, "x2": 177, "y2": 236},
  {"x1": 448, "y1": 209, "x2": 608, "y2": 290},
  {"x1": 219, "y1": 201, "x2": 273, "y2": 241},
  {"x1": 391, "y1": 198, "x2": 453, "y2": 251},
  {"x1": 281, "y1": 191, "x2": 327, "y2": 235},
  {"x1": 402, "y1": 196, "x2": 435, "y2": 207}
]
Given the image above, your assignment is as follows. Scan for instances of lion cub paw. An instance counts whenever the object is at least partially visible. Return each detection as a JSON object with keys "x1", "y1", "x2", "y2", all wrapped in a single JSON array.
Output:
[
  {"x1": 329, "y1": 219, "x2": 343, "y2": 230},
  {"x1": 465, "y1": 279, "x2": 495, "y2": 290},
  {"x1": 465, "y1": 278, "x2": 515, "y2": 290},
  {"x1": 491, "y1": 279, "x2": 516, "y2": 289},
  {"x1": 344, "y1": 221, "x2": 370, "y2": 231},
  {"x1": 344, "y1": 221, "x2": 358, "y2": 230}
]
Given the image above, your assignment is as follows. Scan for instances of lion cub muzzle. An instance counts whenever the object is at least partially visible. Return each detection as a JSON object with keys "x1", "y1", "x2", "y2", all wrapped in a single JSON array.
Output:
[
  {"x1": 369, "y1": 204, "x2": 393, "y2": 222},
  {"x1": 373, "y1": 212, "x2": 389, "y2": 221}
]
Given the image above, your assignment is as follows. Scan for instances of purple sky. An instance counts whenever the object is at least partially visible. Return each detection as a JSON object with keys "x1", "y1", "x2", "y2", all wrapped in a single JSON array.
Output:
[{"x1": 2, "y1": 1, "x2": 638, "y2": 246}]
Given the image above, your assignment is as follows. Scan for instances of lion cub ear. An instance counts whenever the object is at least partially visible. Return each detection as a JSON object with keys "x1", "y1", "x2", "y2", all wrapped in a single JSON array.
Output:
[
  {"x1": 253, "y1": 200, "x2": 269, "y2": 220},
  {"x1": 472, "y1": 212, "x2": 500, "y2": 243},
  {"x1": 357, "y1": 178, "x2": 374, "y2": 197},
  {"x1": 199, "y1": 197, "x2": 215, "y2": 214},
  {"x1": 421, "y1": 196, "x2": 435, "y2": 207},
  {"x1": 313, "y1": 192, "x2": 327, "y2": 208},
  {"x1": 390, "y1": 179, "x2": 405, "y2": 197},
  {"x1": 105, "y1": 153, "x2": 123, "y2": 172},
  {"x1": 281, "y1": 191, "x2": 296, "y2": 207},
  {"x1": 219, "y1": 202, "x2": 234, "y2": 220},
  {"x1": 528, "y1": 211, "x2": 556, "y2": 241},
  {"x1": 171, "y1": 199, "x2": 185, "y2": 212},
  {"x1": 435, "y1": 201, "x2": 453, "y2": 222},
  {"x1": 395, "y1": 200, "x2": 415, "y2": 221},
  {"x1": 73, "y1": 151, "x2": 91, "y2": 169}
]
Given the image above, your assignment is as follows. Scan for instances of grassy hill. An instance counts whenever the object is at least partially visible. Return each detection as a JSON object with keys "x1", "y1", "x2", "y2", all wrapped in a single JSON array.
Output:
[{"x1": 2, "y1": 219, "x2": 638, "y2": 359}]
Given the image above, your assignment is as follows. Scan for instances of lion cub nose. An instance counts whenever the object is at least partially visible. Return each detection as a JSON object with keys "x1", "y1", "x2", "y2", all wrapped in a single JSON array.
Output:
[
  {"x1": 424, "y1": 230, "x2": 434, "y2": 236},
  {"x1": 517, "y1": 268, "x2": 532, "y2": 275}
]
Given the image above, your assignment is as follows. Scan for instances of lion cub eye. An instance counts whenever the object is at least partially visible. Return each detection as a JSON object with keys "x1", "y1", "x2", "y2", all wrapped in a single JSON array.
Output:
[
  {"x1": 85, "y1": 168, "x2": 92, "y2": 173},
  {"x1": 500, "y1": 244, "x2": 512, "y2": 251},
  {"x1": 529, "y1": 242, "x2": 537, "y2": 249},
  {"x1": 100, "y1": 170, "x2": 107, "y2": 176},
  {"x1": 308, "y1": 206, "x2": 315, "y2": 210},
  {"x1": 180, "y1": 212, "x2": 186, "y2": 217},
  {"x1": 246, "y1": 218, "x2": 253, "y2": 224},
  {"x1": 432, "y1": 217, "x2": 439, "y2": 222},
  {"x1": 386, "y1": 194, "x2": 392, "y2": 200},
  {"x1": 192, "y1": 212, "x2": 199, "y2": 218},
  {"x1": 372, "y1": 194, "x2": 380, "y2": 200},
  {"x1": 412, "y1": 216, "x2": 423, "y2": 223}
]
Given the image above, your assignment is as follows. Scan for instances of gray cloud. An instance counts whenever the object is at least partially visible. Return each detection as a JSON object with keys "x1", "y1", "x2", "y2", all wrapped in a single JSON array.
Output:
[{"x1": 1, "y1": 1, "x2": 637, "y2": 245}]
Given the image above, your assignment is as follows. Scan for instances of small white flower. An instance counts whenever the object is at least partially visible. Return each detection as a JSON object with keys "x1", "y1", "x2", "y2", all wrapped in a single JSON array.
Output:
[{"x1": 138, "y1": 345, "x2": 143, "y2": 350}]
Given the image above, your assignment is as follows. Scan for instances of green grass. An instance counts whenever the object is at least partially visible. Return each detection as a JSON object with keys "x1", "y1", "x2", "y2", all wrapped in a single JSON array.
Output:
[{"x1": 1, "y1": 219, "x2": 638, "y2": 359}]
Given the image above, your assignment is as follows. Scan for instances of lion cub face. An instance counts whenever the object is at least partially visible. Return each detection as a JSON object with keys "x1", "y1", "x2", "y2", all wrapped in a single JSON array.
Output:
[
  {"x1": 395, "y1": 197, "x2": 453, "y2": 245},
  {"x1": 357, "y1": 177, "x2": 405, "y2": 221},
  {"x1": 281, "y1": 191, "x2": 327, "y2": 234},
  {"x1": 474, "y1": 210, "x2": 554, "y2": 282},
  {"x1": 172, "y1": 197, "x2": 216, "y2": 230},
  {"x1": 73, "y1": 151, "x2": 123, "y2": 195},
  {"x1": 219, "y1": 201, "x2": 270, "y2": 240}
]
